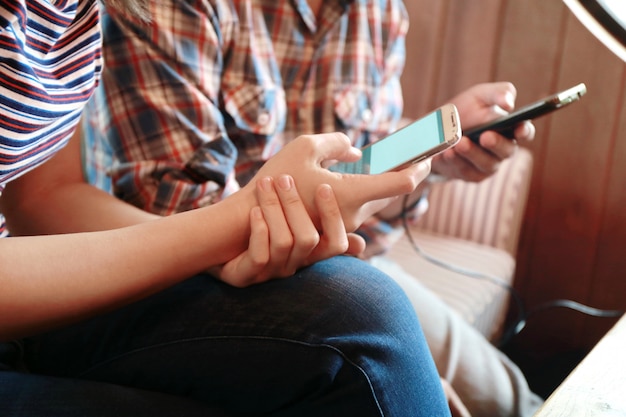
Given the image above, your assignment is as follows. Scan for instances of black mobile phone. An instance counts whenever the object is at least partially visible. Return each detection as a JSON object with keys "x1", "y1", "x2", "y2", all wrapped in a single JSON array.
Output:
[
  {"x1": 330, "y1": 104, "x2": 461, "y2": 175},
  {"x1": 464, "y1": 83, "x2": 587, "y2": 144}
]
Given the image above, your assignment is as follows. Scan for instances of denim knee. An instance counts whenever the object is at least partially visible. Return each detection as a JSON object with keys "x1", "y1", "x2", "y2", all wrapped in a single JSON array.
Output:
[{"x1": 291, "y1": 256, "x2": 448, "y2": 416}]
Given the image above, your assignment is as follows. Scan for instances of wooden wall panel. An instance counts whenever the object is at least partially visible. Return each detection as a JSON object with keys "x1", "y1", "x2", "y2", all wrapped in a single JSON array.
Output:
[
  {"x1": 401, "y1": 0, "x2": 505, "y2": 118},
  {"x1": 515, "y1": 11, "x2": 626, "y2": 355},
  {"x1": 401, "y1": 0, "x2": 450, "y2": 118},
  {"x1": 402, "y1": 0, "x2": 626, "y2": 357},
  {"x1": 494, "y1": 1, "x2": 569, "y2": 309},
  {"x1": 584, "y1": 68, "x2": 626, "y2": 346},
  {"x1": 431, "y1": 0, "x2": 507, "y2": 106}
]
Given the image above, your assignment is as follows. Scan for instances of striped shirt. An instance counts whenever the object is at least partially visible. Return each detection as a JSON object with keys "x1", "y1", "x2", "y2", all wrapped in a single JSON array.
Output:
[
  {"x1": 84, "y1": 0, "x2": 410, "y2": 255},
  {"x1": 0, "y1": 0, "x2": 102, "y2": 237}
]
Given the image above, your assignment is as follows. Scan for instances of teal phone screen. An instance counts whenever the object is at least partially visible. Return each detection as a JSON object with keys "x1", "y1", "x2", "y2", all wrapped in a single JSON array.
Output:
[{"x1": 332, "y1": 109, "x2": 444, "y2": 175}]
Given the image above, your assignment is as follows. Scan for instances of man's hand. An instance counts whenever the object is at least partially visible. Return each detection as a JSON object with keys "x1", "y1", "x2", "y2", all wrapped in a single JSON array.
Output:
[{"x1": 432, "y1": 82, "x2": 535, "y2": 182}]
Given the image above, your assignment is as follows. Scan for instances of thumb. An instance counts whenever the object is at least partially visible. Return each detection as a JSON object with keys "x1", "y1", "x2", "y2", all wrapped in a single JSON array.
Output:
[
  {"x1": 313, "y1": 132, "x2": 362, "y2": 164},
  {"x1": 489, "y1": 82, "x2": 517, "y2": 112}
]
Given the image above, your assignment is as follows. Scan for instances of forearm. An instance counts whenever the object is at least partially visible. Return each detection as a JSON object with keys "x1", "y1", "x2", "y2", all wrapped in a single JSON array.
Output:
[
  {"x1": 1, "y1": 126, "x2": 159, "y2": 235},
  {"x1": 0, "y1": 191, "x2": 252, "y2": 341},
  {"x1": 3, "y1": 180, "x2": 160, "y2": 236}
]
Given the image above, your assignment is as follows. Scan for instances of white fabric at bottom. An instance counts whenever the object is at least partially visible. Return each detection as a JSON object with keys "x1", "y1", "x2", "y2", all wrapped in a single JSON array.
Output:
[{"x1": 369, "y1": 234, "x2": 543, "y2": 417}]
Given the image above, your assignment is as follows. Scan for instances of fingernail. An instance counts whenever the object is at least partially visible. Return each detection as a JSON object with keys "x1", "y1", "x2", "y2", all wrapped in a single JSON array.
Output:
[
  {"x1": 277, "y1": 175, "x2": 293, "y2": 191},
  {"x1": 251, "y1": 206, "x2": 263, "y2": 219},
  {"x1": 318, "y1": 184, "x2": 332, "y2": 200},
  {"x1": 259, "y1": 176, "x2": 273, "y2": 192}
]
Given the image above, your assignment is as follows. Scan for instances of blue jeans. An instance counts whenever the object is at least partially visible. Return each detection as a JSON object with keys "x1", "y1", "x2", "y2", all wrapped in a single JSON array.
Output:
[{"x1": 1, "y1": 256, "x2": 450, "y2": 416}]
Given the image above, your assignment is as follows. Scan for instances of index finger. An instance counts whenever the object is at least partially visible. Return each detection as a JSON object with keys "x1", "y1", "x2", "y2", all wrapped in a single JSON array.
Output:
[
  {"x1": 513, "y1": 120, "x2": 535, "y2": 142},
  {"x1": 343, "y1": 160, "x2": 432, "y2": 206}
]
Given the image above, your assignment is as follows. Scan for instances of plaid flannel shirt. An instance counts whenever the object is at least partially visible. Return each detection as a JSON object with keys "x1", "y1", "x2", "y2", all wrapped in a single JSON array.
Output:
[{"x1": 84, "y1": 0, "x2": 415, "y2": 256}]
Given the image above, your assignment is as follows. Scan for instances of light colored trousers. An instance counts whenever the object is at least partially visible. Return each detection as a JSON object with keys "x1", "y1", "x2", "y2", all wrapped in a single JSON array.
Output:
[{"x1": 370, "y1": 256, "x2": 544, "y2": 417}]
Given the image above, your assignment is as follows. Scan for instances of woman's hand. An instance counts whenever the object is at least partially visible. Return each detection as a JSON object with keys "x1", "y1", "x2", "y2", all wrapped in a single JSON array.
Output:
[
  {"x1": 432, "y1": 82, "x2": 535, "y2": 182},
  {"x1": 211, "y1": 175, "x2": 366, "y2": 287},
  {"x1": 250, "y1": 132, "x2": 431, "y2": 232}
]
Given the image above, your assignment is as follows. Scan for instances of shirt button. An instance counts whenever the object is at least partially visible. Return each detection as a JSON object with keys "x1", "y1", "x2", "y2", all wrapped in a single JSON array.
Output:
[
  {"x1": 362, "y1": 108, "x2": 373, "y2": 123},
  {"x1": 257, "y1": 112, "x2": 270, "y2": 126}
]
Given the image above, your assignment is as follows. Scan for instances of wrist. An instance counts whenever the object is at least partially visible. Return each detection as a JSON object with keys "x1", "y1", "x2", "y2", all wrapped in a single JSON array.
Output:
[{"x1": 201, "y1": 184, "x2": 258, "y2": 264}]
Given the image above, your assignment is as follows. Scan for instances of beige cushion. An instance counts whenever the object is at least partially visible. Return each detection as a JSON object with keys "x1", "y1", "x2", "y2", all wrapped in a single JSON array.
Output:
[
  {"x1": 382, "y1": 228, "x2": 516, "y2": 342},
  {"x1": 417, "y1": 147, "x2": 533, "y2": 256}
]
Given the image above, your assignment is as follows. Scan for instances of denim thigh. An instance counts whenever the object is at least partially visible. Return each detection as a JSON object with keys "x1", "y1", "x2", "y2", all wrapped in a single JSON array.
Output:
[
  {"x1": 0, "y1": 369, "x2": 228, "y2": 417},
  {"x1": 22, "y1": 256, "x2": 448, "y2": 417}
]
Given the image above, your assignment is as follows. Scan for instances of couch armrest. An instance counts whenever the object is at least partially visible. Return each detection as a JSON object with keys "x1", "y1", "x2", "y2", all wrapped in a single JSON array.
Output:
[{"x1": 414, "y1": 147, "x2": 533, "y2": 256}]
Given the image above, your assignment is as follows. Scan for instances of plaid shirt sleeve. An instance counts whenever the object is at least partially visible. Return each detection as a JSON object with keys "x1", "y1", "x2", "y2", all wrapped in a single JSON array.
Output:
[{"x1": 83, "y1": 1, "x2": 254, "y2": 215}]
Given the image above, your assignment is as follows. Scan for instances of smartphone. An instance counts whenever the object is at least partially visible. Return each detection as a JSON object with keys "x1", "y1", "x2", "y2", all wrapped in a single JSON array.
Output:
[
  {"x1": 464, "y1": 83, "x2": 587, "y2": 144},
  {"x1": 329, "y1": 103, "x2": 461, "y2": 175}
]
